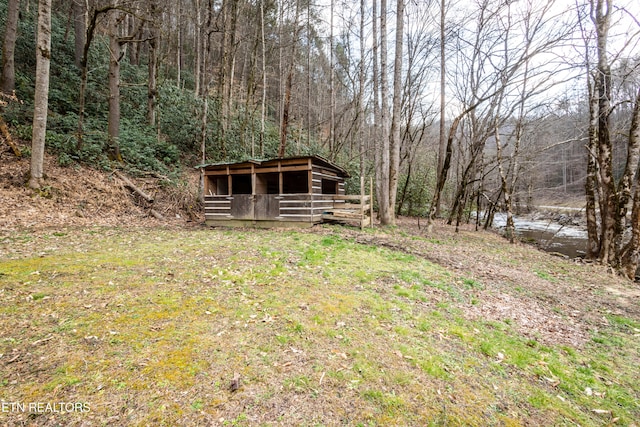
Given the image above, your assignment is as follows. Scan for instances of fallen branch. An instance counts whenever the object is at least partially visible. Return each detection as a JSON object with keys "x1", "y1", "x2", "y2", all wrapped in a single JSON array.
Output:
[
  {"x1": 114, "y1": 170, "x2": 154, "y2": 203},
  {"x1": 6, "y1": 353, "x2": 21, "y2": 363},
  {"x1": 31, "y1": 335, "x2": 54, "y2": 346},
  {"x1": 150, "y1": 208, "x2": 164, "y2": 220},
  {"x1": 0, "y1": 115, "x2": 21, "y2": 157}
]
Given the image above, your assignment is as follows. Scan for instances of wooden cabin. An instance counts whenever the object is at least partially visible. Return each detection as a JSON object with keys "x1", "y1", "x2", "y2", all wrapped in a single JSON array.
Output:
[{"x1": 201, "y1": 156, "x2": 371, "y2": 228}]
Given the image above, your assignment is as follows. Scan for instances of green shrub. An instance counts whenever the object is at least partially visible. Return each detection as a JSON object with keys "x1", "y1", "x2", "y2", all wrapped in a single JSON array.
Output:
[{"x1": 119, "y1": 119, "x2": 179, "y2": 173}]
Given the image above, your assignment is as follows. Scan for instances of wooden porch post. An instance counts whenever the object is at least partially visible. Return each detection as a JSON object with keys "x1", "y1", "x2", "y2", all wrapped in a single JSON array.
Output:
[
  {"x1": 251, "y1": 164, "x2": 256, "y2": 195},
  {"x1": 370, "y1": 177, "x2": 374, "y2": 228},
  {"x1": 309, "y1": 158, "x2": 314, "y2": 223},
  {"x1": 360, "y1": 176, "x2": 365, "y2": 230}
]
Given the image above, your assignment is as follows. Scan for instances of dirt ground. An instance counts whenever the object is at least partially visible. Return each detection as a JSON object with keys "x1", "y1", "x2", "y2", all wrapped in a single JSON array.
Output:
[{"x1": 0, "y1": 148, "x2": 202, "y2": 232}]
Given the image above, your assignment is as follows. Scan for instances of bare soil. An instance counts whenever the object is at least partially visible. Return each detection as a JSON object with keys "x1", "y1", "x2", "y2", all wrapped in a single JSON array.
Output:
[{"x1": 0, "y1": 148, "x2": 202, "y2": 232}]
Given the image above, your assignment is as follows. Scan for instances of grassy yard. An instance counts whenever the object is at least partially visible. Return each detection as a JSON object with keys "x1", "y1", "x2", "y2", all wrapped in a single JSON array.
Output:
[{"x1": 1, "y1": 223, "x2": 639, "y2": 426}]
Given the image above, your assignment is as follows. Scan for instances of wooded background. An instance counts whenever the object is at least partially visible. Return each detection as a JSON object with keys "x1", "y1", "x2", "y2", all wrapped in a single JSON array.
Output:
[{"x1": 1, "y1": 0, "x2": 639, "y2": 273}]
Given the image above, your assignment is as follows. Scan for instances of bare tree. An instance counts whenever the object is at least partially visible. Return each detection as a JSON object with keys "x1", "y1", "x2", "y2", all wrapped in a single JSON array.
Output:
[
  {"x1": 29, "y1": 0, "x2": 52, "y2": 190},
  {"x1": 278, "y1": 0, "x2": 302, "y2": 158},
  {"x1": 1, "y1": 0, "x2": 21, "y2": 94},
  {"x1": 104, "y1": 3, "x2": 149, "y2": 162},
  {"x1": 358, "y1": 0, "x2": 366, "y2": 177},
  {"x1": 107, "y1": 9, "x2": 124, "y2": 162},
  {"x1": 329, "y1": 0, "x2": 335, "y2": 154},
  {"x1": 72, "y1": 0, "x2": 87, "y2": 69},
  {"x1": 620, "y1": 88, "x2": 640, "y2": 277},
  {"x1": 147, "y1": 1, "x2": 159, "y2": 126},
  {"x1": 435, "y1": 0, "x2": 446, "y2": 217},
  {"x1": 582, "y1": 0, "x2": 640, "y2": 277},
  {"x1": 194, "y1": 0, "x2": 203, "y2": 96},
  {"x1": 76, "y1": 2, "x2": 118, "y2": 150},
  {"x1": 259, "y1": 0, "x2": 267, "y2": 157},
  {"x1": 176, "y1": 0, "x2": 183, "y2": 88},
  {"x1": 219, "y1": 0, "x2": 241, "y2": 156},
  {"x1": 372, "y1": 0, "x2": 381, "y2": 214},
  {"x1": 387, "y1": 0, "x2": 404, "y2": 226},
  {"x1": 376, "y1": 0, "x2": 391, "y2": 225},
  {"x1": 426, "y1": 0, "x2": 575, "y2": 233}
]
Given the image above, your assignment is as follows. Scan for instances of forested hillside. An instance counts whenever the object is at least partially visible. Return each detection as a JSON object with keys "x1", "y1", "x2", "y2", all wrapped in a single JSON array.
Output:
[{"x1": 1, "y1": 0, "x2": 639, "y2": 271}]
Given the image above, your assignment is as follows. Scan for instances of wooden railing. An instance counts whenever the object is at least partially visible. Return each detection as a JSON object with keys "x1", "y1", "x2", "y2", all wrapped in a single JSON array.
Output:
[{"x1": 321, "y1": 194, "x2": 373, "y2": 229}]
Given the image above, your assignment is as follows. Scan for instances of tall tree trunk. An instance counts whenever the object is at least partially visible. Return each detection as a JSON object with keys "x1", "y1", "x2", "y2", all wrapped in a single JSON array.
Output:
[
  {"x1": 77, "y1": 5, "x2": 113, "y2": 151},
  {"x1": 378, "y1": 0, "x2": 391, "y2": 225},
  {"x1": 279, "y1": 69, "x2": 294, "y2": 158},
  {"x1": 199, "y1": 96, "x2": 209, "y2": 202},
  {"x1": 107, "y1": 12, "x2": 123, "y2": 162},
  {"x1": 259, "y1": 0, "x2": 266, "y2": 157},
  {"x1": 593, "y1": 0, "x2": 615, "y2": 264},
  {"x1": 228, "y1": 35, "x2": 238, "y2": 134},
  {"x1": 372, "y1": 0, "x2": 382, "y2": 222},
  {"x1": 277, "y1": 0, "x2": 284, "y2": 138},
  {"x1": 176, "y1": 0, "x2": 182, "y2": 88},
  {"x1": 1, "y1": 0, "x2": 21, "y2": 94},
  {"x1": 71, "y1": 0, "x2": 86, "y2": 69},
  {"x1": 584, "y1": 48, "x2": 601, "y2": 259},
  {"x1": 613, "y1": 96, "x2": 640, "y2": 263},
  {"x1": 329, "y1": 0, "x2": 335, "y2": 156},
  {"x1": 29, "y1": 0, "x2": 51, "y2": 190},
  {"x1": 388, "y1": 0, "x2": 404, "y2": 226},
  {"x1": 278, "y1": 0, "x2": 301, "y2": 158},
  {"x1": 244, "y1": 22, "x2": 260, "y2": 157},
  {"x1": 620, "y1": 88, "x2": 640, "y2": 278},
  {"x1": 426, "y1": 114, "x2": 463, "y2": 232},
  {"x1": 219, "y1": 0, "x2": 240, "y2": 153},
  {"x1": 194, "y1": 0, "x2": 202, "y2": 97},
  {"x1": 306, "y1": 0, "x2": 311, "y2": 152},
  {"x1": 219, "y1": 0, "x2": 230, "y2": 143},
  {"x1": 147, "y1": 38, "x2": 158, "y2": 126},
  {"x1": 359, "y1": 0, "x2": 366, "y2": 180},
  {"x1": 435, "y1": 0, "x2": 445, "y2": 217},
  {"x1": 426, "y1": 91, "x2": 489, "y2": 233},
  {"x1": 147, "y1": 3, "x2": 159, "y2": 126},
  {"x1": 494, "y1": 125, "x2": 515, "y2": 242},
  {"x1": 583, "y1": 0, "x2": 640, "y2": 274},
  {"x1": 397, "y1": 160, "x2": 411, "y2": 216},
  {"x1": 126, "y1": 14, "x2": 140, "y2": 65}
]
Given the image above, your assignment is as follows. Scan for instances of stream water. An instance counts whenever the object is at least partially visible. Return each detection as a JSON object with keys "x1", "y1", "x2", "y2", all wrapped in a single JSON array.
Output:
[{"x1": 491, "y1": 212, "x2": 588, "y2": 259}]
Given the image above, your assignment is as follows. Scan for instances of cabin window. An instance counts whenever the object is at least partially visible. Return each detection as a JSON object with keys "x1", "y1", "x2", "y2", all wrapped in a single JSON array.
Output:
[
  {"x1": 232, "y1": 174, "x2": 252, "y2": 194},
  {"x1": 321, "y1": 179, "x2": 338, "y2": 195},
  {"x1": 209, "y1": 176, "x2": 228, "y2": 195},
  {"x1": 215, "y1": 176, "x2": 229, "y2": 196},
  {"x1": 256, "y1": 173, "x2": 279, "y2": 194},
  {"x1": 282, "y1": 171, "x2": 309, "y2": 194}
]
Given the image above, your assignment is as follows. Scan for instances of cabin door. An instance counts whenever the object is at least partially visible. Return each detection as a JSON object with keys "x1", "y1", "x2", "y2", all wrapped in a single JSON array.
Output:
[{"x1": 254, "y1": 195, "x2": 280, "y2": 220}]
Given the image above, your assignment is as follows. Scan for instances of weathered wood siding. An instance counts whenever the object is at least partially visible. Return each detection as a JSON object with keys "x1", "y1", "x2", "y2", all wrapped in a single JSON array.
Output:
[
  {"x1": 203, "y1": 156, "x2": 353, "y2": 227},
  {"x1": 204, "y1": 194, "x2": 351, "y2": 224},
  {"x1": 311, "y1": 165, "x2": 345, "y2": 196},
  {"x1": 204, "y1": 195, "x2": 232, "y2": 219}
]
